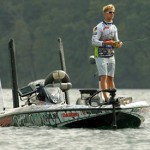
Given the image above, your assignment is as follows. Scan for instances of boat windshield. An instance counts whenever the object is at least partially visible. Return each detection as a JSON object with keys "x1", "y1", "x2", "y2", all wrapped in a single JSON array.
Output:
[{"x1": 43, "y1": 87, "x2": 64, "y2": 104}]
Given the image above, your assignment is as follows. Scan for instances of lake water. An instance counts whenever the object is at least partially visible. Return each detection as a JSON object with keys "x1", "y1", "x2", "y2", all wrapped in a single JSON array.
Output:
[{"x1": 0, "y1": 89, "x2": 150, "y2": 150}]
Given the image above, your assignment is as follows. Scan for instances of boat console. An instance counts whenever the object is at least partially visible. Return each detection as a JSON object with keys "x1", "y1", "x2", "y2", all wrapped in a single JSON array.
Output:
[
  {"x1": 18, "y1": 82, "x2": 67, "y2": 105},
  {"x1": 76, "y1": 89, "x2": 100, "y2": 106},
  {"x1": 18, "y1": 85, "x2": 36, "y2": 97}
]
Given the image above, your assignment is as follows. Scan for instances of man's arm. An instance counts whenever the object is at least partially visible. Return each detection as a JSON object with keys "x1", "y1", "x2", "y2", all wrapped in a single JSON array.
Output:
[{"x1": 92, "y1": 26, "x2": 103, "y2": 47}]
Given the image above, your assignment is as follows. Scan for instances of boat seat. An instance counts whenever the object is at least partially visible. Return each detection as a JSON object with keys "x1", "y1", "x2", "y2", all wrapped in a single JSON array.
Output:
[
  {"x1": 76, "y1": 89, "x2": 100, "y2": 106},
  {"x1": 79, "y1": 88, "x2": 100, "y2": 101},
  {"x1": 45, "y1": 82, "x2": 72, "y2": 92}
]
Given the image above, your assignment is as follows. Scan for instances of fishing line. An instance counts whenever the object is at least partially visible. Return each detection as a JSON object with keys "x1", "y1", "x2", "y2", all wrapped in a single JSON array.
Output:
[{"x1": 123, "y1": 37, "x2": 149, "y2": 43}]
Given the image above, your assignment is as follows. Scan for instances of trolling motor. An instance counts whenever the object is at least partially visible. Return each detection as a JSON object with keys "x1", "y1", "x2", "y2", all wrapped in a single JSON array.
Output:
[
  {"x1": 88, "y1": 88, "x2": 118, "y2": 129},
  {"x1": 88, "y1": 88, "x2": 117, "y2": 105}
]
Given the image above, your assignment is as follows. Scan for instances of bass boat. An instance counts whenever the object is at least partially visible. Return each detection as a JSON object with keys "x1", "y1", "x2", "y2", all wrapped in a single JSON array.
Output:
[{"x1": 0, "y1": 39, "x2": 149, "y2": 129}]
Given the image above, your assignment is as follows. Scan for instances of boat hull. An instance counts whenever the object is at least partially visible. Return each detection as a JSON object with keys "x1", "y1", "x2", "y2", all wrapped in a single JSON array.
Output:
[
  {"x1": 0, "y1": 101, "x2": 148, "y2": 129},
  {"x1": 64, "y1": 112, "x2": 143, "y2": 129}
]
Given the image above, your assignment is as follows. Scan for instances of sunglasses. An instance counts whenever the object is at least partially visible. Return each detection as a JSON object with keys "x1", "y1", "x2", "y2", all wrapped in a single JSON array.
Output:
[{"x1": 106, "y1": 11, "x2": 115, "y2": 14}]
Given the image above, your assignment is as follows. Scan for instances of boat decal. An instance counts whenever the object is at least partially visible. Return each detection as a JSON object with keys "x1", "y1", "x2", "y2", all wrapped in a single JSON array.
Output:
[
  {"x1": 0, "y1": 116, "x2": 12, "y2": 127},
  {"x1": 12, "y1": 112, "x2": 62, "y2": 127},
  {"x1": 62, "y1": 112, "x2": 79, "y2": 118}
]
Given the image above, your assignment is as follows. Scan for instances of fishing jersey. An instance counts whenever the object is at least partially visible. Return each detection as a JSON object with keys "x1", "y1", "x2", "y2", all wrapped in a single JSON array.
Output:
[{"x1": 92, "y1": 21, "x2": 119, "y2": 57}]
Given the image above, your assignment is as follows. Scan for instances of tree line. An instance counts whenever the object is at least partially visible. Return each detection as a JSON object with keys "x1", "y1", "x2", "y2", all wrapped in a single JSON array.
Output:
[{"x1": 0, "y1": 0, "x2": 149, "y2": 89}]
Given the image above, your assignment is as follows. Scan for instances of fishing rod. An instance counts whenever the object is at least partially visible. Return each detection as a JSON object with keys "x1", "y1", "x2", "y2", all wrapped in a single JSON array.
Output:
[
  {"x1": 122, "y1": 37, "x2": 149, "y2": 43},
  {"x1": 112, "y1": 37, "x2": 149, "y2": 47}
]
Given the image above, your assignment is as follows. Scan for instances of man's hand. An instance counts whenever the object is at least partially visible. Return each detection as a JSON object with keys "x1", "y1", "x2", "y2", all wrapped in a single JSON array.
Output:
[
  {"x1": 103, "y1": 40, "x2": 123, "y2": 48},
  {"x1": 115, "y1": 41, "x2": 123, "y2": 48},
  {"x1": 103, "y1": 40, "x2": 115, "y2": 46}
]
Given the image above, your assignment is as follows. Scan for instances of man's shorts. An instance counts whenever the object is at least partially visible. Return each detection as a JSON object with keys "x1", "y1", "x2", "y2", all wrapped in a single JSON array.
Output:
[{"x1": 95, "y1": 56, "x2": 115, "y2": 77}]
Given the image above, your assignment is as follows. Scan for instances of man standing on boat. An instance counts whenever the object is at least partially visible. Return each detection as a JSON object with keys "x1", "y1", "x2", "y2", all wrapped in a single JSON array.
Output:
[{"x1": 92, "y1": 4, "x2": 123, "y2": 102}]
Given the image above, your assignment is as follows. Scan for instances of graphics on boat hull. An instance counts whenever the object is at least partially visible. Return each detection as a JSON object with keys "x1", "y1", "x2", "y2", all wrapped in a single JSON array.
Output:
[{"x1": 0, "y1": 103, "x2": 148, "y2": 129}]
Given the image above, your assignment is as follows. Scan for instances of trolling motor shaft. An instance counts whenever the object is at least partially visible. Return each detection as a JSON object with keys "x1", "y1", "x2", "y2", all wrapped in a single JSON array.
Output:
[{"x1": 102, "y1": 88, "x2": 117, "y2": 129}]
